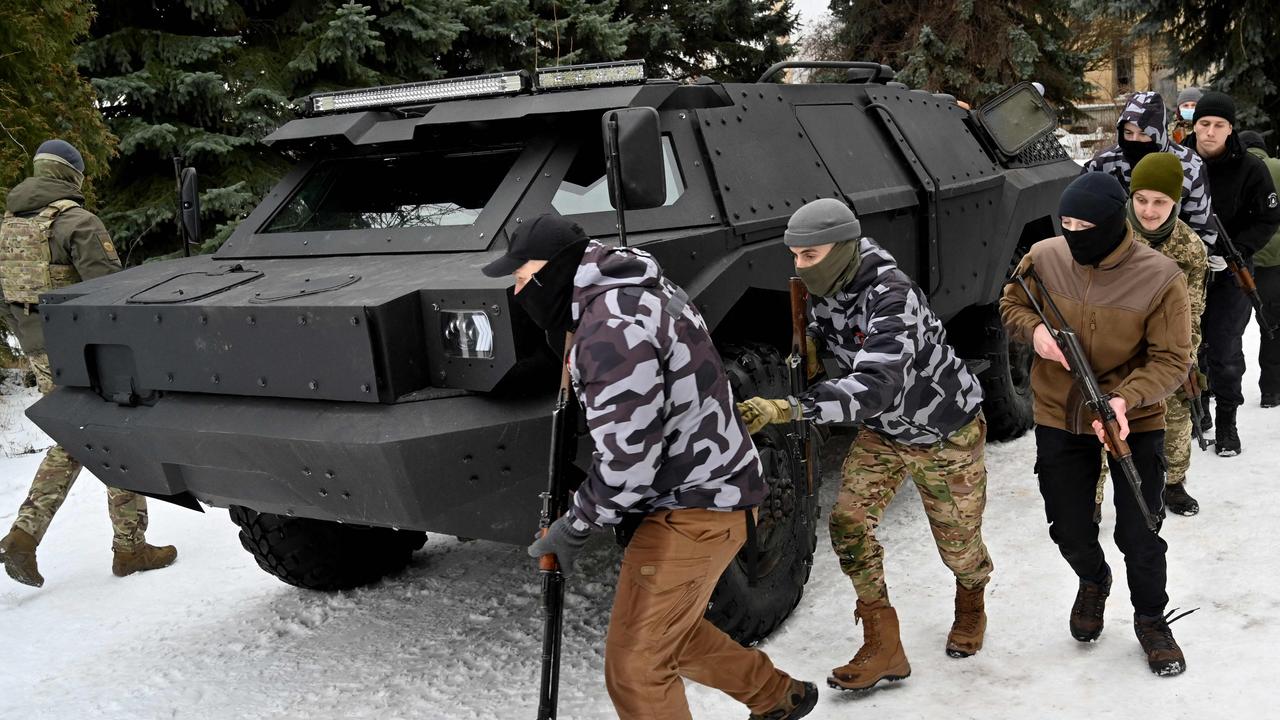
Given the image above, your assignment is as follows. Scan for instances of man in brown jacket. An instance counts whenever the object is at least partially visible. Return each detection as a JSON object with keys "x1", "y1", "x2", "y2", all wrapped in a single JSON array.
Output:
[{"x1": 1001, "y1": 172, "x2": 1193, "y2": 676}]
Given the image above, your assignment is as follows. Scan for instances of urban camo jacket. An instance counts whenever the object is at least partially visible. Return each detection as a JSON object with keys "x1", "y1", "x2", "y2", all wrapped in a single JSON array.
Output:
[
  {"x1": 565, "y1": 241, "x2": 766, "y2": 531},
  {"x1": 802, "y1": 238, "x2": 984, "y2": 445},
  {"x1": 1082, "y1": 91, "x2": 1218, "y2": 250}
]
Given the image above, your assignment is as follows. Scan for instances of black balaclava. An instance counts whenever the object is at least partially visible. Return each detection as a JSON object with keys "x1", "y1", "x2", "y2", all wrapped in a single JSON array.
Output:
[
  {"x1": 1059, "y1": 172, "x2": 1129, "y2": 267},
  {"x1": 514, "y1": 238, "x2": 589, "y2": 334},
  {"x1": 1119, "y1": 136, "x2": 1161, "y2": 165}
]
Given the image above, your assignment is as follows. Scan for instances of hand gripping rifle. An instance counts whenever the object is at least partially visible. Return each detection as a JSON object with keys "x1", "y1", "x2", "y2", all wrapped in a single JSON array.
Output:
[
  {"x1": 1180, "y1": 369, "x2": 1210, "y2": 452},
  {"x1": 1010, "y1": 266, "x2": 1160, "y2": 532},
  {"x1": 787, "y1": 279, "x2": 814, "y2": 523},
  {"x1": 536, "y1": 333, "x2": 576, "y2": 720},
  {"x1": 1214, "y1": 212, "x2": 1276, "y2": 339}
]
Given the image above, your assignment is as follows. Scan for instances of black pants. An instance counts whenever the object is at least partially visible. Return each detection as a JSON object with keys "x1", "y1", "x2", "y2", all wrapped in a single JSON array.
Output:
[
  {"x1": 1202, "y1": 267, "x2": 1254, "y2": 407},
  {"x1": 1256, "y1": 265, "x2": 1280, "y2": 396},
  {"x1": 1034, "y1": 426, "x2": 1168, "y2": 616}
]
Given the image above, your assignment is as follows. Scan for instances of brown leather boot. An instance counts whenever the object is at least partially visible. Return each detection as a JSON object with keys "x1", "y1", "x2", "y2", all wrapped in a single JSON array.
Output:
[
  {"x1": 112, "y1": 543, "x2": 178, "y2": 577},
  {"x1": 828, "y1": 598, "x2": 911, "y2": 691},
  {"x1": 946, "y1": 581, "x2": 987, "y2": 658},
  {"x1": 0, "y1": 528, "x2": 43, "y2": 587}
]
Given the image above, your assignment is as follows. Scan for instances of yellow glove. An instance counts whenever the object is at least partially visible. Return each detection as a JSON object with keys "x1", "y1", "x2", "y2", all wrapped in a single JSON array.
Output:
[
  {"x1": 737, "y1": 397, "x2": 797, "y2": 435},
  {"x1": 805, "y1": 336, "x2": 822, "y2": 380}
]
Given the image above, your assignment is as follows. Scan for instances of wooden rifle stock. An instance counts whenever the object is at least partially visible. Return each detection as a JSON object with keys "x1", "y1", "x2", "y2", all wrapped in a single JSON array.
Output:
[
  {"x1": 536, "y1": 333, "x2": 575, "y2": 719},
  {"x1": 787, "y1": 278, "x2": 813, "y2": 510}
]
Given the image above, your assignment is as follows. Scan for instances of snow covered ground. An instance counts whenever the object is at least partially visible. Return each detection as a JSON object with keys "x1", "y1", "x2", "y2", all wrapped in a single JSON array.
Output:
[{"x1": 1, "y1": 328, "x2": 1276, "y2": 720}]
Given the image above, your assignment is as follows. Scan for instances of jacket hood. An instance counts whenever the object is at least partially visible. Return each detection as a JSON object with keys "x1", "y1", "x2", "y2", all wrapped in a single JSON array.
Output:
[
  {"x1": 1116, "y1": 92, "x2": 1168, "y2": 149},
  {"x1": 4, "y1": 176, "x2": 84, "y2": 215},
  {"x1": 571, "y1": 241, "x2": 662, "y2": 323}
]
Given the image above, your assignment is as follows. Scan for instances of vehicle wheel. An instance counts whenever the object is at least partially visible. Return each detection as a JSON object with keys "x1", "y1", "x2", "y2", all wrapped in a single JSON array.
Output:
[
  {"x1": 708, "y1": 343, "x2": 821, "y2": 646},
  {"x1": 229, "y1": 505, "x2": 427, "y2": 591},
  {"x1": 952, "y1": 303, "x2": 1034, "y2": 441}
]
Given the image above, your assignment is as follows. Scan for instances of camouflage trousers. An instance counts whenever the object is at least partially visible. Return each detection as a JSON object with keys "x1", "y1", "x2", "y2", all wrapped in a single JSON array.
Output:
[
  {"x1": 829, "y1": 412, "x2": 994, "y2": 603},
  {"x1": 10, "y1": 351, "x2": 148, "y2": 550}
]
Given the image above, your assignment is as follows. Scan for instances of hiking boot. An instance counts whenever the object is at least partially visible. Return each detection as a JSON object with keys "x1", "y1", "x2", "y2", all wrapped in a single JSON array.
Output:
[
  {"x1": 1134, "y1": 609, "x2": 1195, "y2": 676},
  {"x1": 112, "y1": 543, "x2": 178, "y2": 577},
  {"x1": 1214, "y1": 404, "x2": 1240, "y2": 457},
  {"x1": 0, "y1": 528, "x2": 43, "y2": 587},
  {"x1": 1164, "y1": 483, "x2": 1199, "y2": 516},
  {"x1": 1262, "y1": 393, "x2": 1280, "y2": 409},
  {"x1": 1070, "y1": 567, "x2": 1111, "y2": 642},
  {"x1": 828, "y1": 599, "x2": 911, "y2": 691},
  {"x1": 946, "y1": 581, "x2": 986, "y2": 658},
  {"x1": 748, "y1": 679, "x2": 819, "y2": 720}
]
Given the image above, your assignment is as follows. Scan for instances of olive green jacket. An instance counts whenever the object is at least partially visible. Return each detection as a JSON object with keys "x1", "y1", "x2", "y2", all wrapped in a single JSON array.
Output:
[{"x1": 1246, "y1": 147, "x2": 1280, "y2": 267}]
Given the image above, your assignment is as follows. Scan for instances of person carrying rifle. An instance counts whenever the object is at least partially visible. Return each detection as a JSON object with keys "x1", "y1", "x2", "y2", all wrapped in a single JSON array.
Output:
[
  {"x1": 1185, "y1": 91, "x2": 1280, "y2": 455},
  {"x1": 1126, "y1": 153, "x2": 1208, "y2": 516},
  {"x1": 483, "y1": 215, "x2": 817, "y2": 720},
  {"x1": 1001, "y1": 172, "x2": 1194, "y2": 676},
  {"x1": 738, "y1": 199, "x2": 993, "y2": 692}
]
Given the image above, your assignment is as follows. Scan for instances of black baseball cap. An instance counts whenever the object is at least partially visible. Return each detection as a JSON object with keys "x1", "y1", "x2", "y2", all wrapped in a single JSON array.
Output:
[{"x1": 481, "y1": 214, "x2": 589, "y2": 277}]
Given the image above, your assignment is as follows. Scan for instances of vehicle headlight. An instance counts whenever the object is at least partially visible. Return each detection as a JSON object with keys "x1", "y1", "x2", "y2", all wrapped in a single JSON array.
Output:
[{"x1": 441, "y1": 310, "x2": 494, "y2": 359}]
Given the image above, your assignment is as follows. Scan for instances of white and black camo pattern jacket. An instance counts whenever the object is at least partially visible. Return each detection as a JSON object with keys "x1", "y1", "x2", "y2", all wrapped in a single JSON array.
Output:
[
  {"x1": 565, "y1": 241, "x2": 766, "y2": 531},
  {"x1": 1081, "y1": 91, "x2": 1218, "y2": 249},
  {"x1": 802, "y1": 238, "x2": 984, "y2": 445}
]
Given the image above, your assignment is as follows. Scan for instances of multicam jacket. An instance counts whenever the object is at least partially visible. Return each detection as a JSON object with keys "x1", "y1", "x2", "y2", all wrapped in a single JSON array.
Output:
[
  {"x1": 801, "y1": 238, "x2": 984, "y2": 445},
  {"x1": 1082, "y1": 91, "x2": 1217, "y2": 249},
  {"x1": 566, "y1": 241, "x2": 766, "y2": 530},
  {"x1": 1132, "y1": 218, "x2": 1206, "y2": 350}
]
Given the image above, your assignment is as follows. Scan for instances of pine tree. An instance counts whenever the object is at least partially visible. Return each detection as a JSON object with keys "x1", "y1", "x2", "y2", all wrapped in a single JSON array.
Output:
[
  {"x1": 618, "y1": 0, "x2": 797, "y2": 82},
  {"x1": 0, "y1": 0, "x2": 116, "y2": 209},
  {"x1": 807, "y1": 0, "x2": 1091, "y2": 107}
]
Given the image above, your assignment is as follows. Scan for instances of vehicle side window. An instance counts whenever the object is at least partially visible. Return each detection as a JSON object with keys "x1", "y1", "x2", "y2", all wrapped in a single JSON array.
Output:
[{"x1": 551, "y1": 136, "x2": 684, "y2": 216}]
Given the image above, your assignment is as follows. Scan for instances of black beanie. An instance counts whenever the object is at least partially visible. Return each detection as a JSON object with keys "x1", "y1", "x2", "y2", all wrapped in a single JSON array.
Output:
[
  {"x1": 1238, "y1": 130, "x2": 1267, "y2": 153},
  {"x1": 1059, "y1": 172, "x2": 1128, "y2": 225},
  {"x1": 1193, "y1": 91, "x2": 1236, "y2": 126}
]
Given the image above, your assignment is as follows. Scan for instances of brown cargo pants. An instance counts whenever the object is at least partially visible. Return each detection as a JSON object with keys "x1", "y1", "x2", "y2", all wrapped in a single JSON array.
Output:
[{"x1": 605, "y1": 507, "x2": 793, "y2": 720}]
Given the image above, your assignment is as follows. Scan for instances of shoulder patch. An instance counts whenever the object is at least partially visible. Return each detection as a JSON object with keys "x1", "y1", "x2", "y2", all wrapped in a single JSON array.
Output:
[{"x1": 1268, "y1": 192, "x2": 1277, "y2": 209}]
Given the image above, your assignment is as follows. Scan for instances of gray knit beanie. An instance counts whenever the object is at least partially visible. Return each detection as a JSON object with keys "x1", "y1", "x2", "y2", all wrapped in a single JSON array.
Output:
[
  {"x1": 1176, "y1": 87, "x2": 1203, "y2": 106},
  {"x1": 784, "y1": 198, "x2": 861, "y2": 247}
]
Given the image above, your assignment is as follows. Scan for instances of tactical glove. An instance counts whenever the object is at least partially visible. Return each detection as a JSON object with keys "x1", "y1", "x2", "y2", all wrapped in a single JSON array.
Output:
[
  {"x1": 805, "y1": 336, "x2": 822, "y2": 380},
  {"x1": 527, "y1": 515, "x2": 591, "y2": 577},
  {"x1": 737, "y1": 396, "x2": 801, "y2": 435}
]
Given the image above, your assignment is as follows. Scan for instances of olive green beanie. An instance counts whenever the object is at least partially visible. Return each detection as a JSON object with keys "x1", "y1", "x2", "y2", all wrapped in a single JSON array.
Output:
[{"x1": 1130, "y1": 152, "x2": 1183, "y2": 202}]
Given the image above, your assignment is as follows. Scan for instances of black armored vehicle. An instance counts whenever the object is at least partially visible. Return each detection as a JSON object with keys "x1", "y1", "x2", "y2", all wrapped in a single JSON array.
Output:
[{"x1": 28, "y1": 60, "x2": 1074, "y2": 642}]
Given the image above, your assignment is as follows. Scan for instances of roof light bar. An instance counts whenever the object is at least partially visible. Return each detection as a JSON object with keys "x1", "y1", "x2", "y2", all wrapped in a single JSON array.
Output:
[
  {"x1": 306, "y1": 71, "x2": 527, "y2": 115},
  {"x1": 535, "y1": 60, "x2": 645, "y2": 91}
]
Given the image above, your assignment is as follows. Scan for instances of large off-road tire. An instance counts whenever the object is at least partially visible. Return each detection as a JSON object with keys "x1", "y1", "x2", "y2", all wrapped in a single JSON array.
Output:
[
  {"x1": 707, "y1": 343, "x2": 821, "y2": 646},
  {"x1": 950, "y1": 303, "x2": 1034, "y2": 441},
  {"x1": 229, "y1": 506, "x2": 427, "y2": 591}
]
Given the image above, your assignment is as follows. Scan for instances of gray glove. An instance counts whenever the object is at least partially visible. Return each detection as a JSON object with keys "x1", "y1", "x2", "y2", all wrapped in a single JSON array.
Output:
[
  {"x1": 1207, "y1": 254, "x2": 1228, "y2": 272},
  {"x1": 527, "y1": 516, "x2": 591, "y2": 577}
]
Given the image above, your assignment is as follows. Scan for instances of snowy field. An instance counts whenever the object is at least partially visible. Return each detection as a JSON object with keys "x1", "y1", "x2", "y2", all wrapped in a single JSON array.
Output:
[{"x1": 1, "y1": 328, "x2": 1276, "y2": 720}]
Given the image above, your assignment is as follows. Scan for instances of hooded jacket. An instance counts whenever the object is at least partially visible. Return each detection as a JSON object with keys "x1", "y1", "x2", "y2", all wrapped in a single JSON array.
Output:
[
  {"x1": 801, "y1": 237, "x2": 984, "y2": 444},
  {"x1": 1000, "y1": 232, "x2": 1192, "y2": 435},
  {"x1": 1185, "y1": 132, "x2": 1280, "y2": 258},
  {"x1": 1, "y1": 175, "x2": 120, "y2": 351},
  {"x1": 1082, "y1": 91, "x2": 1218, "y2": 249},
  {"x1": 565, "y1": 241, "x2": 766, "y2": 530}
]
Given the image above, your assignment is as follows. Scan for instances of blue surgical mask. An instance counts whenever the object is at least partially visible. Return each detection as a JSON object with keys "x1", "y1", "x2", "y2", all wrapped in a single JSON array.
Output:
[{"x1": 1180, "y1": 107, "x2": 1195, "y2": 121}]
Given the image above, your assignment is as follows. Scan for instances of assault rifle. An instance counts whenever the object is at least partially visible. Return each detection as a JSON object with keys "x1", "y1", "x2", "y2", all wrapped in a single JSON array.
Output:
[
  {"x1": 788, "y1": 278, "x2": 814, "y2": 523},
  {"x1": 1214, "y1": 213, "x2": 1276, "y2": 339},
  {"x1": 536, "y1": 334, "x2": 576, "y2": 720},
  {"x1": 1180, "y1": 369, "x2": 1210, "y2": 452},
  {"x1": 1010, "y1": 266, "x2": 1160, "y2": 532}
]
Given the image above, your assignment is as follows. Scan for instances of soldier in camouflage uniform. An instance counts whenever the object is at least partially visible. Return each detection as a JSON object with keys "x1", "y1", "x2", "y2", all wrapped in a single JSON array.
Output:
[
  {"x1": 0, "y1": 140, "x2": 177, "y2": 588},
  {"x1": 739, "y1": 199, "x2": 993, "y2": 692},
  {"x1": 484, "y1": 215, "x2": 818, "y2": 720}
]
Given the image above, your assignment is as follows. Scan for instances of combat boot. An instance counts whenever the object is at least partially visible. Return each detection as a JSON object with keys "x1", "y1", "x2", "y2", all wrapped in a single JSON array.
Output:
[
  {"x1": 828, "y1": 599, "x2": 911, "y2": 691},
  {"x1": 1214, "y1": 404, "x2": 1241, "y2": 457},
  {"x1": 1164, "y1": 483, "x2": 1199, "y2": 516},
  {"x1": 1134, "y1": 609, "x2": 1195, "y2": 676},
  {"x1": 946, "y1": 581, "x2": 986, "y2": 658},
  {"x1": 112, "y1": 543, "x2": 178, "y2": 577},
  {"x1": 0, "y1": 528, "x2": 43, "y2": 587},
  {"x1": 1070, "y1": 566, "x2": 1111, "y2": 642},
  {"x1": 1262, "y1": 393, "x2": 1280, "y2": 409},
  {"x1": 748, "y1": 679, "x2": 819, "y2": 720}
]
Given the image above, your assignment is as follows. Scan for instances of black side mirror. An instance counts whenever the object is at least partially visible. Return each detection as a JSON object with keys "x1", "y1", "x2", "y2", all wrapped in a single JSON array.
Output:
[
  {"x1": 179, "y1": 167, "x2": 201, "y2": 247},
  {"x1": 602, "y1": 107, "x2": 666, "y2": 212}
]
